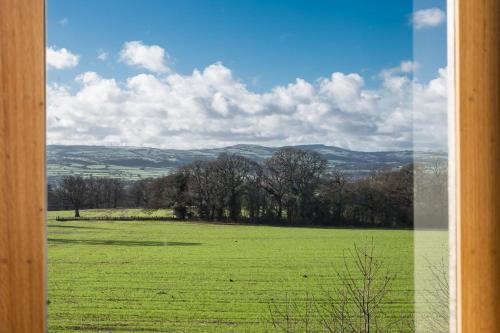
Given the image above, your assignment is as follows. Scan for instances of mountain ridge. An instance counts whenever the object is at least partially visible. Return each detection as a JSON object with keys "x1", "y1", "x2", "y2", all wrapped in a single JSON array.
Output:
[{"x1": 47, "y1": 144, "x2": 446, "y2": 184}]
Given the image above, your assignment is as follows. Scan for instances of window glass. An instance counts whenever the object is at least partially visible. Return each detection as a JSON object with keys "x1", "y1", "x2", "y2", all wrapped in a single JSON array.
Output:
[{"x1": 46, "y1": 1, "x2": 453, "y2": 332}]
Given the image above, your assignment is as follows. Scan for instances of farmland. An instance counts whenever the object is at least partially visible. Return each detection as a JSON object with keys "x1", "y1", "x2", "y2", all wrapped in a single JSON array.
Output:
[
  {"x1": 47, "y1": 209, "x2": 446, "y2": 332},
  {"x1": 46, "y1": 144, "x2": 446, "y2": 184}
]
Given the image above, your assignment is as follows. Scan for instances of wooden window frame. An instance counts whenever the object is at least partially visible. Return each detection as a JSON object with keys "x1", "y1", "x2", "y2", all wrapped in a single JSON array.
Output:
[{"x1": 0, "y1": 0, "x2": 498, "y2": 331}]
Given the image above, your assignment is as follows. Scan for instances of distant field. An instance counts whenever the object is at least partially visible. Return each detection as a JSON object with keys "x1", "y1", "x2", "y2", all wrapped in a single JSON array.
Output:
[
  {"x1": 47, "y1": 209, "x2": 446, "y2": 332},
  {"x1": 47, "y1": 163, "x2": 172, "y2": 184},
  {"x1": 52, "y1": 208, "x2": 174, "y2": 219},
  {"x1": 46, "y1": 144, "x2": 446, "y2": 184}
]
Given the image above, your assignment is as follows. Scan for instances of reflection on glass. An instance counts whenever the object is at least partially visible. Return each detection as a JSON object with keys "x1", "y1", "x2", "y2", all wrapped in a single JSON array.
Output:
[{"x1": 413, "y1": 1, "x2": 452, "y2": 332}]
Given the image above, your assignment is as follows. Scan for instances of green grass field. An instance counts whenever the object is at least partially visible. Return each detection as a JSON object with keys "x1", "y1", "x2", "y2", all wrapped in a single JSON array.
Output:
[
  {"x1": 52, "y1": 208, "x2": 175, "y2": 219},
  {"x1": 47, "y1": 209, "x2": 446, "y2": 332}
]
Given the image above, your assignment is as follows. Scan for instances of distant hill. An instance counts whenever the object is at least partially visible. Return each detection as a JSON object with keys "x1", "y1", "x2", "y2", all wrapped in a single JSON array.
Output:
[{"x1": 46, "y1": 144, "x2": 446, "y2": 184}]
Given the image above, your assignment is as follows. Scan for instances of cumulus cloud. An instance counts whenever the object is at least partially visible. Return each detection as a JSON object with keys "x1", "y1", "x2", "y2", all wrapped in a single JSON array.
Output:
[
  {"x1": 380, "y1": 61, "x2": 419, "y2": 79},
  {"x1": 411, "y1": 8, "x2": 446, "y2": 29},
  {"x1": 47, "y1": 60, "x2": 447, "y2": 151},
  {"x1": 412, "y1": 68, "x2": 448, "y2": 150},
  {"x1": 119, "y1": 41, "x2": 170, "y2": 73},
  {"x1": 46, "y1": 46, "x2": 80, "y2": 69}
]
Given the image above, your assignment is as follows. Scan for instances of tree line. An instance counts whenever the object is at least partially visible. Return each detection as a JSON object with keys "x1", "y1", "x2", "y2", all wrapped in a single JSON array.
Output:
[{"x1": 49, "y1": 147, "x2": 447, "y2": 228}]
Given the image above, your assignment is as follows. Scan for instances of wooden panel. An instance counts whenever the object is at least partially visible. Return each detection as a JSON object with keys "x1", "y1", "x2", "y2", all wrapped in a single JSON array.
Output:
[
  {"x1": 458, "y1": 0, "x2": 500, "y2": 331},
  {"x1": 0, "y1": 0, "x2": 46, "y2": 332}
]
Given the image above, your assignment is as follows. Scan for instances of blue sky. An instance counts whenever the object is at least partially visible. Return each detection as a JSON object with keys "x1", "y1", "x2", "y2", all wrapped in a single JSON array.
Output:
[
  {"x1": 46, "y1": 0, "x2": 448, "y2": 151},
  {"x1": 47, "y1": 0, "x2": 446, "y2": 90}
]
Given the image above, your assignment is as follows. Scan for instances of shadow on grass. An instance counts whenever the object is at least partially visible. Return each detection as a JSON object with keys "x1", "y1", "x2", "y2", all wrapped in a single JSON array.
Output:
[
  {"x1": 47, "y1": 225, "x2": 115, "y2": 231},
  {"x1": 48, "y1": 238, "x2": 202, "y2": 247}
]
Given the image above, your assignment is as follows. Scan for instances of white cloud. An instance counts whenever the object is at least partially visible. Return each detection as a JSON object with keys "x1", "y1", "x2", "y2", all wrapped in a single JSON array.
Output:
[
  {"x1": 380, "y1": 61, "x2": 419, "y2": 79},
  {"x1": 411, "y1": 8, "x2": 446, "y2": 29},
  {"x1": 119, "y1": 41, "x2": 170, "y2": 73},
  {"x1": 400, "y1": 61, "x2": 420, "y2": 73},
  {"x1": 97, "y1": 49, "x2": 108, "y2": 61},
  {"x1": 412, "y1": 68, "x2": 448, "y2": 150},
  {"x1": 318, "y1": 73, "x2": 375, "y2": 113},
  {"x1": 46, "y1": 46, "x2": 80, "y2": 69},
  {"x1": 47, "y1": 60, "x2": 447, "y2": 151}
]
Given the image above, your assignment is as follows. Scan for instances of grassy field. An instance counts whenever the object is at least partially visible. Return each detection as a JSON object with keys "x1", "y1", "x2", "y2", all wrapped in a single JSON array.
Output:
[
  {"x1": 47, "y1": 209, "x2": 446, "y2": 332},
  {"x1": 52, "y1": 208, "x2": 174, "y2": 219},
  {"x1": 47, "y1": 163, "x2": 173, "y2": 184}
]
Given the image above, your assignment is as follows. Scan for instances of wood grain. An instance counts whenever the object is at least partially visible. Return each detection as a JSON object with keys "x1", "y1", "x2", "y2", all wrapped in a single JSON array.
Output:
[
  {"x1": 457, "y1": 0, "x2": 500, "y2": 331},
  {"x1": 0, "y1": 0, "x2": 46, "y2": 332}
]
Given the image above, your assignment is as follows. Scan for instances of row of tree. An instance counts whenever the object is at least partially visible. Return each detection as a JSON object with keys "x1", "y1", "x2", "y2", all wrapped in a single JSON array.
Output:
[{"x1": 49, "y1": 147, "x2": 447, "y2": 228}]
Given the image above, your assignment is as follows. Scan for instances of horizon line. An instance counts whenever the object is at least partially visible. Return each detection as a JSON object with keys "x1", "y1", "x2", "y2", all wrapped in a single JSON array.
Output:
[{"x1": 46, "y1": 143, "x2": 447, "y2": 154}]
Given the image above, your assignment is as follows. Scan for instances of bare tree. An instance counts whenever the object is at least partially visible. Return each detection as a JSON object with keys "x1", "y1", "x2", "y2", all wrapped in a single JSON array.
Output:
[
  {"x1": 242, "y1": 163, "x2": 264, "y2": 222},
  {"x1": 110, "y1": 178, "x2": 124, "y2": 208},
  {"x1": 163, "y1": 168, "x2": 191, "y2": 219},
  {"x1": 317, "y1": 170, "x2": 348, "y2": 225},
  {"x1": 268, "y1": 293, "x2": 318, "y2": 333},
  {"x1": 212, "y1": 153, "x2": 258, "y2": 221},
  {"x1": 267, "y1": 242, "x2": 414, "y2": 333},
  {"x1": 56, "y1": 175, "x2": 88, "y2": 217},
  {"x1": 414, "y1": 160, "x2": 448, "y2": 228},
  {"x1": 128, "y1": 179, "x2": 150, "y2": 207},
  {"x1": 187, "y1": 161, "x2": 215, "y2": 219},
  {"x1": 262, "y1": 156, "x2": 288, "y2": 220},
  {"x1": 423, "y1": 257, "x2": 449, "y2": 332},
  {"x1": 263, "y1": 148, "x2": 327, "y2": 224},
  {"x1": 320, "y1": 242, "x2": 396, "y2": 333},
  {"x1": 86, "y1": 177, "x2": 103, "y2": 208}
]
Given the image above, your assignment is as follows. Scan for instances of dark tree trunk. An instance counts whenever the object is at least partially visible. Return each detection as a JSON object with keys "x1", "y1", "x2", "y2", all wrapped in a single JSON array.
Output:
[
  {"x1": 229, "y1": 196, "x2": 239, "y2": 222},
  {"x1": 216, "y1": 206, "x2": 224, "y2": 221}
]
